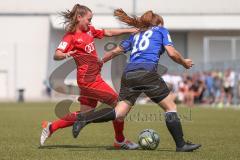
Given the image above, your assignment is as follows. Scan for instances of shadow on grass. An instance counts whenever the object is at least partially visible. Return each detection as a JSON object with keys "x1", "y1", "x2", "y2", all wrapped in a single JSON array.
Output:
[
  {"x1": 38, "y1": 144, "x2": 110, "y2": 150},
  {"x1": 38, "y1": 145, "x2": 174, "y2": 152}
]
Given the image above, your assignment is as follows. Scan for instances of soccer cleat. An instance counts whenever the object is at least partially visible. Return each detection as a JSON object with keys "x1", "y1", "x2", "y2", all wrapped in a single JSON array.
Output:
[
  {"x1": 40, "y1": 121, "x2": 52, "y2": 146},
  {"x1": 114, "y1": 139, "x2": 139, "y2": 150},
  {"x1": 72, "y1": 113, "x2": 87, "y2": 138},
  {"x1": 176, "y1": 141, "x2": 201, "y2": 152}
]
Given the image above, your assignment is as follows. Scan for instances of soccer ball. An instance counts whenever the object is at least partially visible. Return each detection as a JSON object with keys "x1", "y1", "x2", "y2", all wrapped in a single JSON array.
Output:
[{"x1": 138, "y1": 129, "x2": 160, "y2": 150}]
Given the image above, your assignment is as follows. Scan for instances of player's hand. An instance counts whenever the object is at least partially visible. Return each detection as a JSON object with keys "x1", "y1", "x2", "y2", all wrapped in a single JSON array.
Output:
[
  {"x1": 129, "y1": 28, "x2": 139, "y2": 34},
  {"x1": 64, "y1": 50, "x2": 78, "y2": 59},
  {"x1": 67, "y1": 50, "x2": 78, "y2": 56},
  {"x1": 183, "y1": 59, "x2": 194, "y2": 69}
]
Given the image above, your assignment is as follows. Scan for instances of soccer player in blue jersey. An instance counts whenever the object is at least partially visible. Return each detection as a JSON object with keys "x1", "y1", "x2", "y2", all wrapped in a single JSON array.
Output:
[{"x1": 72, "y1": 9, "x2": 201, "y2": 152}]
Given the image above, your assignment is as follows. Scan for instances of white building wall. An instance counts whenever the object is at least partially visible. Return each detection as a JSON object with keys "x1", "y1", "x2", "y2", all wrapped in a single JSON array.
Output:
[
  {"x1": 137, "y1": 0, "x2": 240, "y2": 14},
  {"x1": 0, "y1": 16, "x2": 49, "y2": 101},
  {"x1": 1, "y1": 0, "x2": 240, "y2": 14},
  {"x1": 0, "y1": 0, "x2": 133, "y2": 14}
]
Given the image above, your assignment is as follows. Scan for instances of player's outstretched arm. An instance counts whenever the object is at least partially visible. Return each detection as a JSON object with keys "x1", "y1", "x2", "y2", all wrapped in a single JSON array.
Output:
[
  {"x1": 165, "y1": 45, "x2": 194, "y2": 69},
  {"x1": 53, "y1": 50, "x2": 77, "y2": 61},
  {"x1": 104, "y1": 28, "x2": 138, "y2": 36},
  {"x1": 101, "y1": 46, "x2": 123, "y2": 63}
]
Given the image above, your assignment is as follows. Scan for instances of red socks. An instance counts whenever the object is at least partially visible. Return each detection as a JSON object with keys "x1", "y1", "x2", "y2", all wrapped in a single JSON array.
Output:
[
  {"x1": 50, "y1": 112, "x2": 78, "y2": 134},
  {"x1": 112, "y1": 119, "x2": 125, "y2": 143},
  {"x1": 49, "y1": 112, "x2": 125, "y2": 143}
]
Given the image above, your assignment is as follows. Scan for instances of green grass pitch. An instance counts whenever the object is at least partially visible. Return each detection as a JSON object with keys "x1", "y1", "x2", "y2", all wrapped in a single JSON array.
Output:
[{"x1": 0, "y1": 102, "x2": 240, "y2": 160}]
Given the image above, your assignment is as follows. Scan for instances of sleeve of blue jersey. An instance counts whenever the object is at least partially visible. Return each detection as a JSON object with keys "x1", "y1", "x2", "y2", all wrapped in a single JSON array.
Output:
[
  {"x1": 160, "y1": 27, "x2": 174, "y2": 46},
  {"x1": 119, "y1": 35, "x2": 133, "y2": 53}
]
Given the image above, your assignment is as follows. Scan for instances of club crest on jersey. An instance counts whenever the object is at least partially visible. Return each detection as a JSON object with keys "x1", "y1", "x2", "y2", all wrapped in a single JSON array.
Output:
[
  {"x1": 87, "y1": 31, "x2": 93, "y2": 37},
  {"x1": 77, "y1": 38, "x2": 83, "y2": 42}
]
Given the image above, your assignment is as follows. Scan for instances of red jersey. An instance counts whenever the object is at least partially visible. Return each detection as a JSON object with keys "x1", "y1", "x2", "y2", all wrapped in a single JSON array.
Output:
[{"x1": 56, "y1": 25, "x2": 105, "y2": 83}]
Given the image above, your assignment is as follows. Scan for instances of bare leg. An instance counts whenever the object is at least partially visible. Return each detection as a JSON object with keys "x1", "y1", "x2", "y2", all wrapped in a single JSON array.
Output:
[{"x1": 114, "y1": 101, "x2": 132, "y2": 119}]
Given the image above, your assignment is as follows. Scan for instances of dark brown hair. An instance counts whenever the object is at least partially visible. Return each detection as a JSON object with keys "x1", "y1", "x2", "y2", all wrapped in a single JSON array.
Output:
[
  {"x1": 60, "y1": 4, "x2": 92, "y2": 32},
  {"x1": 114, "y1": 9, "x2": 164, "y2": 31}
]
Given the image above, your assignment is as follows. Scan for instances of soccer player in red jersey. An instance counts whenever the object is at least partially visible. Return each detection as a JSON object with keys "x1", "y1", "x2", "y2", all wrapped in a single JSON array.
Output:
[{"x1": 40, "y1": 4, "x2": 139, "y2": 149}]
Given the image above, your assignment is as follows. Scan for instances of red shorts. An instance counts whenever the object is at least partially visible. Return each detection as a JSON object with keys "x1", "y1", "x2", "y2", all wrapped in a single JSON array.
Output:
[{"x1": 77, "y1": 76, "x2": 118, "y2": 108}]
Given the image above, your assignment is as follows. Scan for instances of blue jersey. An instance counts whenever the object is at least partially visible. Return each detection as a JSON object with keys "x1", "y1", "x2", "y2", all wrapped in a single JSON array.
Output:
[{"x1": 120, "y1": 26, "x2": 173, "y2": 73}]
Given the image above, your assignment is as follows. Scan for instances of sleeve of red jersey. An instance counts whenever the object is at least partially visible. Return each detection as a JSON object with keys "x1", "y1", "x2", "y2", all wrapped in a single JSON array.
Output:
[
  {"x1": 56, "y1": 33, "x2": 73, "y2": 53},
  {"x1": 90, "y1": 25, "x2": 105, "y2": 39}
]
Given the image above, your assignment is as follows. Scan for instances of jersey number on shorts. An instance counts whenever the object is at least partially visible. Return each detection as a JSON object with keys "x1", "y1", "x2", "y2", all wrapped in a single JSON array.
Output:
[{"x1": 132, "y1": 30, "x2": 153, "y2": 54}]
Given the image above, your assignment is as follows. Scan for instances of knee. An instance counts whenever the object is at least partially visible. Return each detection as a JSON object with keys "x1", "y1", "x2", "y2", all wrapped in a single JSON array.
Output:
[
  {"x1": 115, "y1": 110, "x2": 126, "y2": 119},
  {"x1": 159, "y1": 97, "x2": 177, "y2": 112},
  {"x1": 114, "y1": 104, "x2": 131, "y2": 119},
  {"x1": 114, "y1": 107, "x2": 128, "y2": 119}
]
